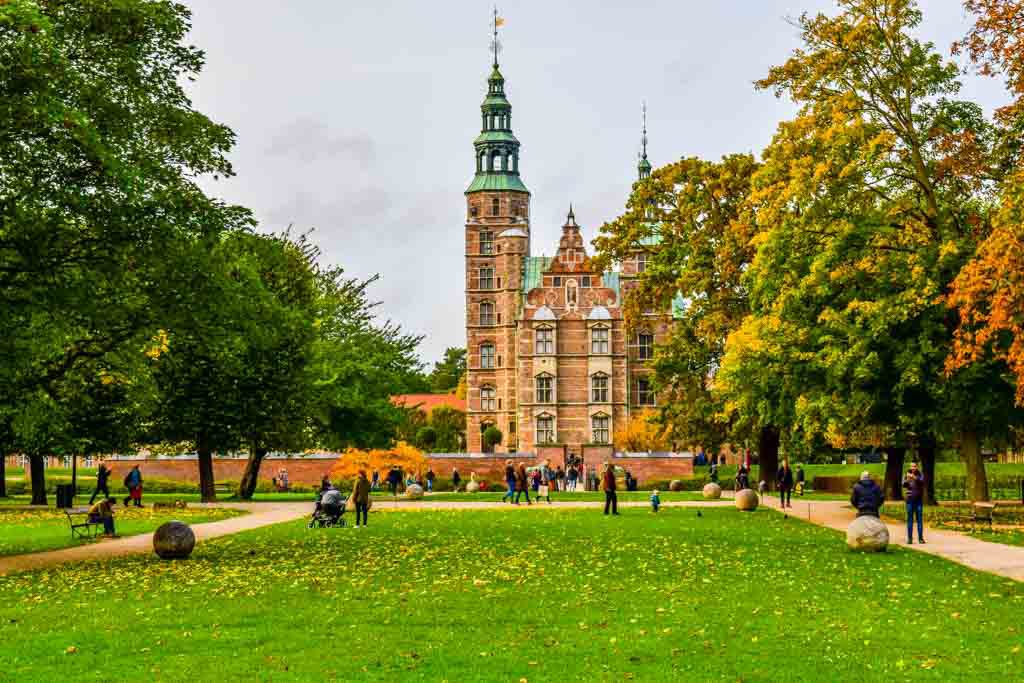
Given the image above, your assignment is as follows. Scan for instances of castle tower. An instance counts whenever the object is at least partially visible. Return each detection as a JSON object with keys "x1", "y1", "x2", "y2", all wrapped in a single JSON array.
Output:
[{"x1": 465, "y1": 23, "x2": 530, "y2": 453}]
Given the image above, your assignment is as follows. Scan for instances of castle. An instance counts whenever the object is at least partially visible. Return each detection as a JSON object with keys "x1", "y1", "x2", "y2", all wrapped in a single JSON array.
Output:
[{"x1": 463, "y1": 50, "x2": 678, "y2": 459}]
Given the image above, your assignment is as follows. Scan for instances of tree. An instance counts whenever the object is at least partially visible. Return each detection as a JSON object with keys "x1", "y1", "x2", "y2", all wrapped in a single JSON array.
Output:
[
  {"x1": 613, "y1": 413, "x2": 673, "y2": 452},
  {"x1": 593, "y1": 154, "x2": 780, "y2": 484},
  {"x1": 482, "y1": 426, "x2": 503, "y2": 453},
  {"x1": 330, "y1": 442, "x2": 426, "y2": 485},
  {"x1": 0, "y1": 0, "x2": 251, "y2": 504},
  {"x1": 428, "y1": 348, "x2": 467, "y2": 393},
  {"x1": 739, "y1": 0, "x2": 1021, "y2": 501}
]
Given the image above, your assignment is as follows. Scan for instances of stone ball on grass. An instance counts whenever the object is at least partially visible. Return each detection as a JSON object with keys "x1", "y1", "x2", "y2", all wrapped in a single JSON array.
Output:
[
  {"x1": 466, "y1": 481, "x2": 480, "y2": 493},
  {"x1": 669, "y1": 480, "x2": 684, "y2": 492},
  {"x1": 702, "y1": 482, "x2": 722, "y2": 500},
  {"x1": 153, "y1": 521, "x2": 195, "y2": 560},
  {"x1": 735, "y1": 488, "x2": 759, "y2": 511},
  {"x1": 404, "y1": 484, "x2": 424, "y2": 500},
  {"x1": 846, "y1": 515, "x2": 889, "y2": 552}
]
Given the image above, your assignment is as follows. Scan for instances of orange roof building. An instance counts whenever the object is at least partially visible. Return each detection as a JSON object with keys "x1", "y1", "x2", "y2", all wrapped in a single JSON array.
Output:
[{"x1": 391, "y1": 393, "x2": 466, "y2": 414}]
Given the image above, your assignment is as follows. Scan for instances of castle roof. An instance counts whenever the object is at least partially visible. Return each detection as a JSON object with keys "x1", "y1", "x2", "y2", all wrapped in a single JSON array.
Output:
[
  {"x1": 533, "y1": 305, "x2": 557, "y2": 321},
  {"x1": 588, "y1": 305, "x2": 612, "y2": 320}
]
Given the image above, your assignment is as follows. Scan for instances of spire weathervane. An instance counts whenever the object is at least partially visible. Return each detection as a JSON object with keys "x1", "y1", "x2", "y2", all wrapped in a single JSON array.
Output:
[
  {"x1": 641, "y1": 101, "x2": 648, "y2": 161},
  {"x1": 491, "y1": 7, "x2": 504, "y2": 67}
]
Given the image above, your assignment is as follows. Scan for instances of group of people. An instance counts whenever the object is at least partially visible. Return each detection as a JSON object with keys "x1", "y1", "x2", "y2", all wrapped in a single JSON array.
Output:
[
  {"x1": 851, "y1": 462, "x2": 926, "y2": 544},
  {"x1": 87, "y1": 463, "x2": 143, "y2": 508},
  {"x1": 500, "y1": 459, "x2": 556, "y2": 504},
  {"x1": 316, "y1": 472, "x2": 371, "y2": 527}
]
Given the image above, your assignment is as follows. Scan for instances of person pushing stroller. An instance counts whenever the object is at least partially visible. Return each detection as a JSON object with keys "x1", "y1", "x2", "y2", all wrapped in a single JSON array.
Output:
[{"x1": 309, "y1": 482, "x2": 347, "y2": 527}]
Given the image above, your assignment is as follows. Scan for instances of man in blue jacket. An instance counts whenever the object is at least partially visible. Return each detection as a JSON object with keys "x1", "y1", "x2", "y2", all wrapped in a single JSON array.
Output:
[{"x1": 850, "y1": 471, "x2": 884, "y2": 517}]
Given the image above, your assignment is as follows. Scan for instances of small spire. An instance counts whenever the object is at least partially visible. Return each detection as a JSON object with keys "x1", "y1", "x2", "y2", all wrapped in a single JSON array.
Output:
[
  {"x1": 491, "y1": 6, "x2": 503, "y2": 68},
  {"x1": 638, "y1": 101, "x2": 652, "y2": 180},
  {"x1": 565, "y1": 204, "x2": 577, "y2": 227}
]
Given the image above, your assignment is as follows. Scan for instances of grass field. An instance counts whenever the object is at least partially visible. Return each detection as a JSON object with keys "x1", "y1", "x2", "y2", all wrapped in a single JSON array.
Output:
[
  {"x1": 1, "y1": 507, "x2": 1021, "y2": 680},
  {"x1": 882, "y1": 502, "x2": 1024, "y2": 548},
  {"x1": 0, "y1": 506, "x2": 245, "y2": 558}
]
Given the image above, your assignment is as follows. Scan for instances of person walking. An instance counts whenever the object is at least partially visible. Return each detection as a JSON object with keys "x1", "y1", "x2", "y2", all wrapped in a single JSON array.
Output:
[
  {"x1": 90, "y1": 462, "x2": 112, "y2": 505},
  {"x1": 514, "y1": 462, "x2": 532, "y2": 505},
  {"x1": 777, "y1": 460, "x2": 794, "y2": 509},
  {"x1": 539, "y1": 460, "x2": 554, "y2": 504},
  {"x1": 426, "y1": 469, "x2": 435, "y2": 493},
  {"x1": 795, "y1": 465, "x2": 806, "y2": 496},
  {"x1": 122, "y1": 465, "x2": 143, "y2": 508},
  {"x1": 735, "y1": 465, "x2": 750, "y2": 491},
  {"x1": 386, "y1": 466, "x2": 401, "y2": 498},
  {"x1": 555, "y1": 465, "x2": 565, "y2": 492},
  {"x1": 501, "y1": 460, "x2": 516, "y2": 503},
  {"x1": 903, "y1": 462, "x2": 925, "y2": 544},
  {"x1": 451, "y1": 468, "x2": 461, "y2": 492},
  {"x1": 851, "y1": 471, "x2": 884, "y2": 517},
  {"x1": 351, "y1": 469, "x2": 371, "y2": 528},
  {"x1": 371, "y1": 470, "x2": 380, "y2": 491},
  {"x1": 602, "y1": 463, "x2": 619, "y2": 516}
]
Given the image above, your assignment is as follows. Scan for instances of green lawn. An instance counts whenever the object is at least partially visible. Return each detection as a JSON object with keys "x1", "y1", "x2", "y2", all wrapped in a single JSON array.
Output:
[
  {"x1": 1, "y1": 507, "x2": 1022, "y2": 680},
  {"x1": 0, "y1": 506, "x2": 245, "y2": 558},
  {"x1": 883, "y1": 502, "x2": 1024, "y2": 548}
]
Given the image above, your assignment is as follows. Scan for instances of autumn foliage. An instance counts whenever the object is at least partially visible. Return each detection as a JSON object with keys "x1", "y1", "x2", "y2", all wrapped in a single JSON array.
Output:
[
  {"x1": 613, "y1": 413, "x2": 672, "y2": 452},
  {"x1": 329, "y1": 441, "x2": 427, "y2": 483}
]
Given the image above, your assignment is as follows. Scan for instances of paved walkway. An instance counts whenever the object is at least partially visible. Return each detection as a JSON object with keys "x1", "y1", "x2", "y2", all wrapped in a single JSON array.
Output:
[
  {"x1": 761, "y1": 495, "x2": 1024, "y2": 582},
  {"x1": 0, "y1": 502, "x2": 308, "y2": 576},
  {"x1": 3, "y1": 495, "x2": 1024, "y2": 582}
]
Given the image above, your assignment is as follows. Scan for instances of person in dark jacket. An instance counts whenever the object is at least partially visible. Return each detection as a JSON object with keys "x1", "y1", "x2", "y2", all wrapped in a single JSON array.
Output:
[
  {"x1": 123, "y1": 465, "x2": 143, "y2": 507},
  {"x1": 795, "y1": 465, "x2": 806, "y2": 496},
  {"x1": 777, "y1": 460, "x2": 795, "y2": 509},
  {"x1": 850, "y1": 471, "x2": 884, "y2": 517},
  {"x1": 735, "y1": 465, "x2": 750, "y2": 491},
  {"x1": 602, "y1": 463, "x2": 619, "y2": 516},
  {"x1": 90, "y1": 462, "x2": 112, "y2": 505},
  {"x1": 502, "y1": 460, "x2": 516, "y2": 503},
  {"x1": 425, "y1": 469, "x2": 435, "y2": 493},
  {"x1": 514, "y1": 463, "x2": 532, "y2": 505},
  {"x1": 451, "y1": 468, "x2": 461, "y2": 492},
  {"x1": 351, "y1": 470, "x2": 371, "y2": 528},
  {"x1": 903, "y1": 462, "x2": 925, "y2": 544},
  {"x1": 386, "y1": 467, "x2": 402, "y2": 497}
]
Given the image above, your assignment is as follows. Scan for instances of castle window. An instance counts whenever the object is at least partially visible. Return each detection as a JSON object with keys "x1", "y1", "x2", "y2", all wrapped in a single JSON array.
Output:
[
  {"x1": 637, "y1": 333, "x2": 654, "y2": 360},
  {"x1": 581, "y1": 276, "x2": 591, "y2": 287},
  {"x1": 535, "y1": 374, "x2": 554, "y2": 403},
  {"x1": 480, "y1": 343, "x2": 495, "y2": 369},
  {"x1": 566, "y1": 280, "x2": 578, "y2": 307},
  {"x1": 479, "y1": 231, "x2": 493, "y2": 255},
  {"x1": 592, "y1": 414, "x2": 610, "y2": 444},
  {"x1": 636, "y1": 253, "x2": 648, "y2": 274},
  {"x1": 479, "y1": 302, "x2": 495, "y2": 326},
  {"x1": 591, "y1": 373, "x2": 609, "y2": 403},
  {"x1": 509, "y1": 420, "x2": 516, "y2": 434},
  {"x1": 536, "y1": 414, "x2": 555, "y2": 444},
  {"x1": 481, "y1": 385, "x2": 496, "y2": 411},
  {"x1": 636, "y1": 377, "x2": 656, "y2": 406},
  {"x1": 591, "y1": 326, "x2": 609, "y2": 354},
  {"x1": 535, "y1": 327, "x2": 554, "y2": 355},
  {"x1": 470, "y1": 205, "x2": 479, "y2": 219},
  {"x1": 491, "y1": 197, "x2": 500, "y2": 216},
  {"x1": 553, "y1": 276, "x2": 562, "y2": 287},
  {"x1": 479, "y1": 266, "x2": 494, "y2": 290}
]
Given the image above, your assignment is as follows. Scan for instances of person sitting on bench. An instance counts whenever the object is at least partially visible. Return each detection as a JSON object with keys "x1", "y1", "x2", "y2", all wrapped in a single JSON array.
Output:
[{"x1": 88, "y1": 497, "x2": 118, "y2": 537}]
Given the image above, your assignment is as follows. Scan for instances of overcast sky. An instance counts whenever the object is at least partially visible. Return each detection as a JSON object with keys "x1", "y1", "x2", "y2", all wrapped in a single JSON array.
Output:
[{"x1": 181, "y1": 0, "x2": 1006, "y2": 367}]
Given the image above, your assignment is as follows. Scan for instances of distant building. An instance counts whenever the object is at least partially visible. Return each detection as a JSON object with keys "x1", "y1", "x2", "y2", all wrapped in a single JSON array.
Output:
[
  {"x1": 463, "y1": 52, "x2": 677, "y2": 457},
  {"x1": 390, "y1": 393, "x2": 466, "y2": 415}
]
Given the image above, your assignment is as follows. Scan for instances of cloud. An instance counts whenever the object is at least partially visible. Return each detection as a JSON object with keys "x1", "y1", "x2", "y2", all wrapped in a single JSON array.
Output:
[{"x1": 265, "y1": 118, "x2": 375, "y2": 165}]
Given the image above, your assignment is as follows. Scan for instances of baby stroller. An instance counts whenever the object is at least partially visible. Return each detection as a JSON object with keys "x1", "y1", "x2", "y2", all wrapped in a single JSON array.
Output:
[{"x1": 308, "y1": 491, "x2": 348, "y2": 528}]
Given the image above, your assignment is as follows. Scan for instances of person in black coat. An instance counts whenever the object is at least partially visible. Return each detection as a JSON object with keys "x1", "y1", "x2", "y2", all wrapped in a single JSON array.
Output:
[
  {"x1": 850, "y1": 472, "x2": 884, "y2": 517},
  {"x1": 776, "y1": 461, "x2": 795, "y2": 509},
  {"x1": 90, "y1": 462, "x2": 112, "y2": 505},
  {"x1": 386, "y1": 467, "x2": 402, "y2": 497}
]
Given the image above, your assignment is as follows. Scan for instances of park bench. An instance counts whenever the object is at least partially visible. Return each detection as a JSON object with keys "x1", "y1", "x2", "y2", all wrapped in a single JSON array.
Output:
[
  {"x1": 955, "y1": 501, "x2": 998, "y2": 528},
  {"x1": 64, "y1": 508, "x2": 102, "y2": 539}
]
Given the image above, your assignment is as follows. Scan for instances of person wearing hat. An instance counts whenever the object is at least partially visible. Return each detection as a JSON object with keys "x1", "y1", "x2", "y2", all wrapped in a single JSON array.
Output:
[
  {"x1": 88, "y1": 497, "x2": 118, "y2": 537},
  {"x1": 850, "y1": 471, "x2": 884, "y2": 517}
]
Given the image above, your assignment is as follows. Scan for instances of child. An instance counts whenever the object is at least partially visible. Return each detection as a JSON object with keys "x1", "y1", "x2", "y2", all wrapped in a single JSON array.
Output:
[{"x1": 650, "y1": 489, "x2": 661, "y2": 513}]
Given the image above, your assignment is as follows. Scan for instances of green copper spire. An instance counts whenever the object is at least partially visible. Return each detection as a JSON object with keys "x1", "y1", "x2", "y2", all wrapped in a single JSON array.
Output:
[
  {"x1": 638, "y1": 101, "x2": 652, "y2": 180},
  {"x1": 466, "y1": 10, "x2": 529, "y2": 195}
]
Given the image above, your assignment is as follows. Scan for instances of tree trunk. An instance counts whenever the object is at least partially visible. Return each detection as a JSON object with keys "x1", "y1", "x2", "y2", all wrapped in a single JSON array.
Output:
[
  {"x1": 29, "y1": 454, "x2": 47, "y2": 506},
  {"x1": 883, "y1": 446, "x2": 905, "y2": 502},
  {"x1": 197, "y1": 433, "x2": 217, "y2": 503},
  {"x1": 71, "y1": 454, "x2": 78, "y2": 494},
  {"x1": 758, "y1": 425, "x2": 780, "y2": 492},
  {"x1": 918, "y1": 436, "x2": 937, "y2": 506},
  {"x1": 0, "y1": 453, "x2": 6, "y2": 498},
  {"x1": 239, "y1": 444, "x2": 267, "y2": 500},
  {"x1": 961, "y1": 429, "x2": 989, "y2": 502}
]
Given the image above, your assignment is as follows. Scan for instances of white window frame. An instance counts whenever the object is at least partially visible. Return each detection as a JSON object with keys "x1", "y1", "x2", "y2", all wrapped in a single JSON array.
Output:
[
  {"x1": 535, "y1": 326, "x2": 554, "y2": 355},
  {"x1": 480, "y1": 343, "x2": 495, "y2": 369},
  {"x1": 637, "y1": 332, "x2": 654, "y2": 360},
  {"x1": 480, "y1": 385, "x2": 496, "y2": 411},
  {"x1": 591, "y1": 326, "x2": 609, "y2": 354},
  {"x1": 479, "y1": 302, "x2": 495, "y2": 326},
  {"x1": 592, "y1": 414, "x2": 610, "y2": 444},
  {"x1": 536, "y1": 414, "x2": 555, "y2": 444},
  {"x1": 535, "y1": 374, "x2": 554, "y2": 404},
  {"x1": 591, "y1": 373, "x2": 609, "y2": 403}
]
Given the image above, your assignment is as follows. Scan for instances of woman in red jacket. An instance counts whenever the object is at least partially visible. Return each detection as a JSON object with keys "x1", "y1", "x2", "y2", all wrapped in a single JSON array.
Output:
[{"x1": 602, "y1": 463, "x2": 619, "y2": 516}]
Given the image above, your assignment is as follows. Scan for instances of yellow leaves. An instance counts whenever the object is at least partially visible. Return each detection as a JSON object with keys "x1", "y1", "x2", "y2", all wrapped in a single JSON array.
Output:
[
  {"x1": 143, "y1": 329, "x2": 170, "y2": 359},
  {"x1": 64, "y1": 646, "x2": 77, "y2": 655}
]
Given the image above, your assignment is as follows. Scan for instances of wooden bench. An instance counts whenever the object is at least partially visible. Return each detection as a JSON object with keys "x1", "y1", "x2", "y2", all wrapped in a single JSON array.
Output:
[
  {"x1": 64, "y1": 508, "x2": 102, "y2": 539},
  {"x1": 972, "y1": 502, "x2": 997, "y2": 526}
]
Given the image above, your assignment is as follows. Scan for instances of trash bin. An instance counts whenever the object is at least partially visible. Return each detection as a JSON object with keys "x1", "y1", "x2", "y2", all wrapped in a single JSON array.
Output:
[{"x1": 56, "y1": 484, "x2": 75, "y2": 509}]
